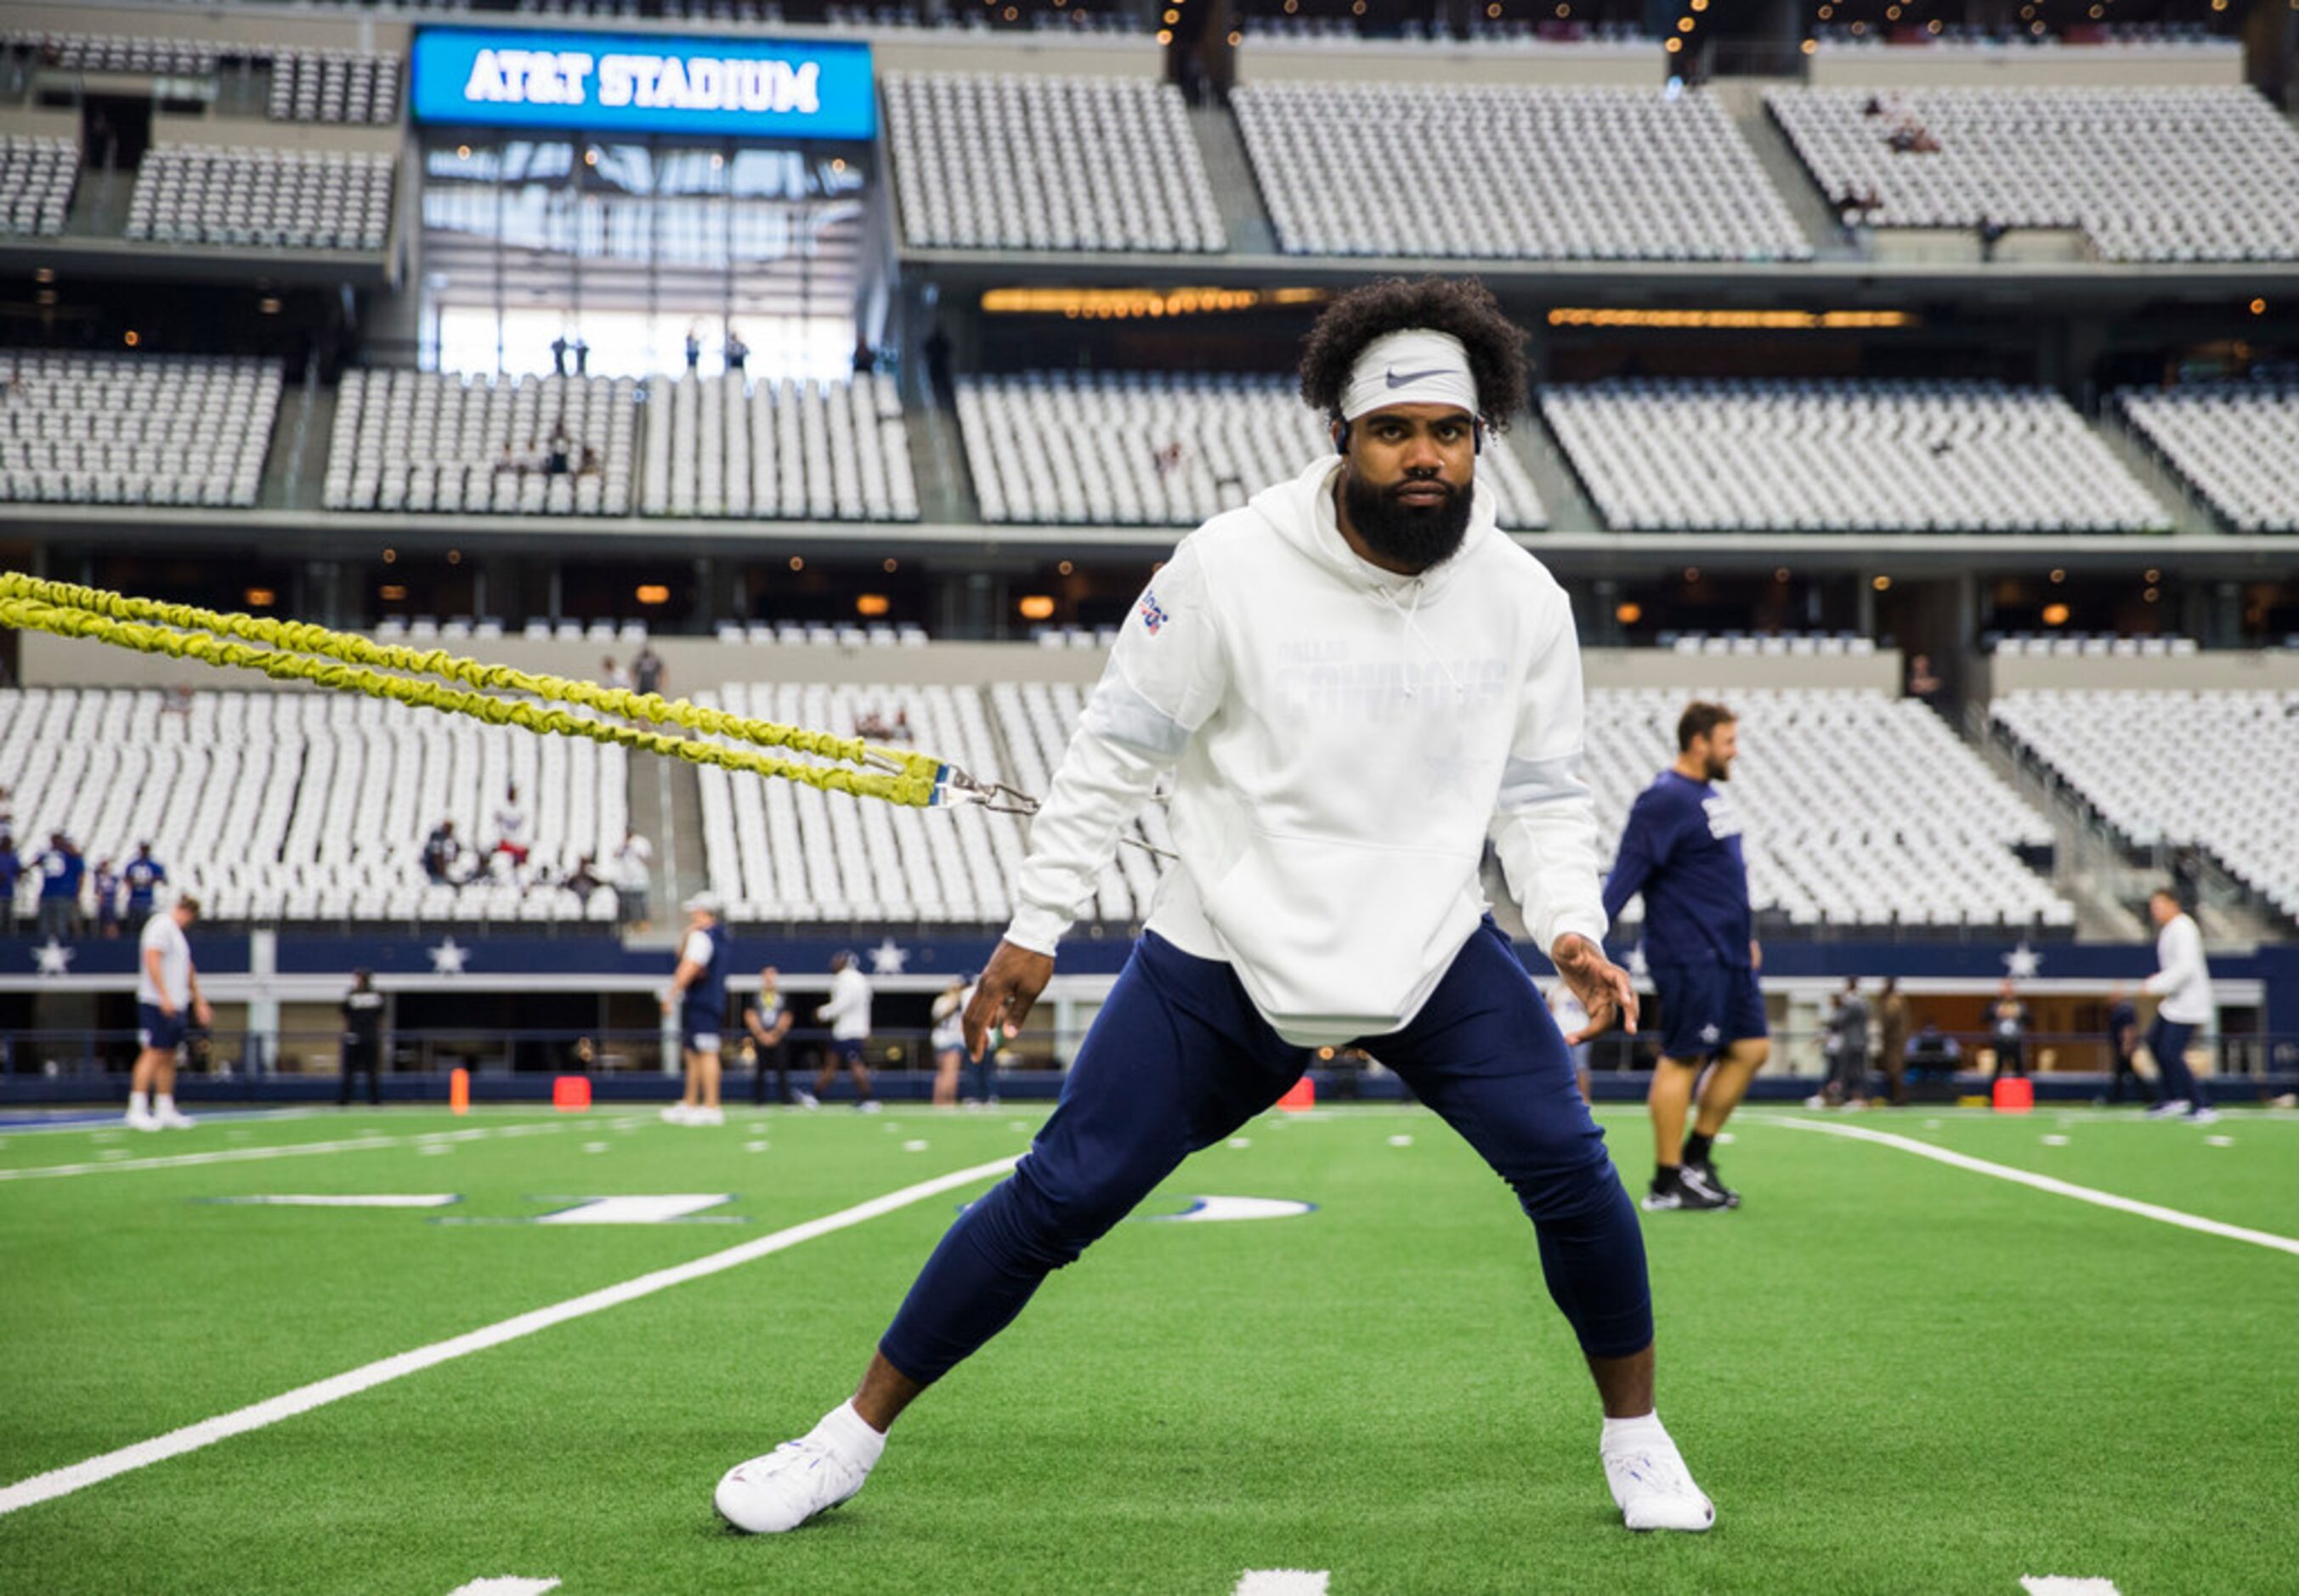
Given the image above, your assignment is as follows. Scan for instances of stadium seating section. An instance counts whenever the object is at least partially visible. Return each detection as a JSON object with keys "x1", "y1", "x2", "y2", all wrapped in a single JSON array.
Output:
[
  {"x1": 324, "y1": 370, "x2": 639, "y2": 516},
  {"x1": 268, "y1": 48, "x2": 401, "y2": 124},
  {"x1": 1232, "y1": 84, "x2": 1811, "y2": 262},
  {"x1": 2117, "y1": 384, "x2": 2299, "y2": 533},
  {"x1": 2, "y1": 30, "x2": 219, "y2": 75},
  {"x1": 125, "y1": 145, "x2": 394, "y2": 252},
  {"x1": 0, "y1": 352, "x2": 279, "y2": 507},
  {"x1": 0, "y1": 133, "x2": 77, "y2": 237},
  {"x1": 0, "y1": 688, "x2": 630, "y2": 925},
  {"x1": 957, "y1": 371, "x2": 1547, "y2": 529},
  {"x1": 884, "y1": 72, "x2": 1223, "y2": 252},
  {"x1": 1992, "y1": 689, "x2": 2299, "y2": 922},
  {"x1": 1768, "y1": 87, "x2": 2299, "y2": 263},
  {"x1": 639, "y1": 372, "x2": 920, "y2": 522},
  {"x1": 1540, "y1": 378, "x2": 2166, "y2": 533}
]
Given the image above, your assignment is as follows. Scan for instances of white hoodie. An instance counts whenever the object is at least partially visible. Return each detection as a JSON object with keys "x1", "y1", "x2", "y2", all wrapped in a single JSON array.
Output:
[
  {"x1": 1005, "y1": 454, "x2": 1607, "y2": 1047},
  {"x1": 2145, "y1": 911, "x2": 2213, "y2": 1026},
  {"x1": 818, "y1": 965, "x2": 873, "y2": 1040}
]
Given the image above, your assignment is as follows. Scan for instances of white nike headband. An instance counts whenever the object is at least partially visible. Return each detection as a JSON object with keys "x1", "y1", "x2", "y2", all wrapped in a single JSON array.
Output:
[{"x1": 1339, "y1": 328, "x2": 1480, "y2": 423}]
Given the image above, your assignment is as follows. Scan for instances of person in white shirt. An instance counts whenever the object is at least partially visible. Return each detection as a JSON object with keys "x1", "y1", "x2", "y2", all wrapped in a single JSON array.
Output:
[
  {"x1": 928, "y1": 976, "x2": 968, "y2": 1109},
  {"x1": 812, "y1": 951, "x2": 879, "y2": 1110},
  {"x1": 2143, "y1": 889, "x2": 2217, "y2": 1123},
  {"x1": 661, "y1": 894, "x2": 727, "y2": 1127},
  {"x1": 492, "y1": 784, "x2": 530, "y2": 871},
  {"x1": 127, "y1": 893, "x2": 208, "y2": 1131},
  {"x1": 615, "y1": 828, "x2": 654, "y2": 931},
  {"x1": 714, "y1": 278, "x2": 1706, "y2": 1542}
]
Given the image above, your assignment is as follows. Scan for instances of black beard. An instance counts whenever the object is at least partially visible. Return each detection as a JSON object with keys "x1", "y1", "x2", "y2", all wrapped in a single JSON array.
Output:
[
  {"x1": 1341, "y1": 471, "x2": 1473, "y2": 572},
  {"x1": 1706, "y1": 756, "x2": 1732, "y2": 782}
]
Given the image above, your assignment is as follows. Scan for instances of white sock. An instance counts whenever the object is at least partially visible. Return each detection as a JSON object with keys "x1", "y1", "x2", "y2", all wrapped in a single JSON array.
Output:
[
  {"x1": 128, "y1": 1090, "x2": 150, "y2": 1116},
  {"x1": 156, "y1": 1093, "x2": 177, "y2": 1116},
  {"x1": 1600, "y1": 1412, "x2": 1672, "y2": 1455},
  {"x1": 811, "y1": 1401, "x2": 887, "y2": 1472}
]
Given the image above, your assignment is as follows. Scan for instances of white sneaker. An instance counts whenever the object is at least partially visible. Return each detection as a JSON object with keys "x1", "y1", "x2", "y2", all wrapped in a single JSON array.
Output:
[
  {"x1": 1603, "y1": 1438, "x2": 1715, "y2": 1532},
  {"x1": 660, "y1": 1102, "x2": 695, "y2": 1126},
  {"x1": 2189, "y1": 1106, "x2": 2222, "y2": 1124},
  {"x1": 688, "y1": 1106, "x2": 724, "y2": 1127},
  {"x1": 857, "y1": 1099, "x2": 883, "y2": 1114},
  {"x1": 156, "y1": 1106, "x2": 195, "y2": 1130},
  {"x1": 793, "y1": 1090, "x2": 820, "y2": 1110},
  {"x1": 715, "y1": 1437, "x2": 872, "y2": 1534},
  {"x1": 123, "y1": 1107, "x2": 161, "y2": 1133},
  {"x1": 2144, "y1": 1100, "x2": 2192, "y2": 1120}
]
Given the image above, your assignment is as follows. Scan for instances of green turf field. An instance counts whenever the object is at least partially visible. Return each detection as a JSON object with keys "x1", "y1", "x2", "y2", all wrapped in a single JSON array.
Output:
[{"x1": 2, "y1": 1102, "x2": 2294, "y2": 1594}]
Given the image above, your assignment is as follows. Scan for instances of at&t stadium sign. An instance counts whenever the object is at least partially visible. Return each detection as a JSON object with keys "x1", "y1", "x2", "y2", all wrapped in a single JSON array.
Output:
[{"x1": 412, "y1": 29, "x2": 875, "y2": 139}]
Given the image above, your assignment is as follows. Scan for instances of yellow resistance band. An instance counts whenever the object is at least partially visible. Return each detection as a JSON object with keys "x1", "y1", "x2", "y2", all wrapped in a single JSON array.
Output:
[{"x1": 0, "y1": 573, "x2": 950, "y2": 808}]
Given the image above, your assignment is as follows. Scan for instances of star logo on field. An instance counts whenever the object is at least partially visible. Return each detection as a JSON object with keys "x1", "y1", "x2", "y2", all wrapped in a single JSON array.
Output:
[
  {"x1": 33, "y1": 938, "x2": 74, "y2": 976},
  {"x1": 2002, "y1": 942, "x2": 2042, "y2": 980},
  {"x1": 869, "y1": 937, "x2": 909, "y2": 976},
  {"x1": 428, "y1": 937, "x2": 470, "y2": 976}
]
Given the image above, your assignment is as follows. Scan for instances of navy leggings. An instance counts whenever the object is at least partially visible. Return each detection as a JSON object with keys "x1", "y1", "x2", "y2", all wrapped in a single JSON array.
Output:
[
  {"x1": 878, "y1": 920, "x2": 1655, "y2": 1384},
  {"x1": 2149, "y1": 1016, "x2": 2209, "y2": 1111}
]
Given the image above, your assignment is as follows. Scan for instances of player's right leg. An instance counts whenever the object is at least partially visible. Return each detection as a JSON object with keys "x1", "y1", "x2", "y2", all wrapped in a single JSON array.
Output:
[{"x1": 715, "y1": 933, "x2": 1308, "y2": 1534}]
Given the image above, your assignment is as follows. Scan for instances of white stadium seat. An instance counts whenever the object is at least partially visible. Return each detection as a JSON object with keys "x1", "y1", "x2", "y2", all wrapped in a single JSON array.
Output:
[
  {"x1": 2118, "y1": 384, "x2": 2299, "y2": 533},
  {"x1": 323, "y1": 370, "x2": 638, "y2": 518},
  {"x1": 0, "y1": 351, "x2": 279, "y2": 509}
]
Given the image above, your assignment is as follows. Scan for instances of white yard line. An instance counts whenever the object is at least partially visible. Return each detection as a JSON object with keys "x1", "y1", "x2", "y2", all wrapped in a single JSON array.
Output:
[
  {"x1": 2020, "y1": 1578, "x2": 2121, "y2": 1595},
  {"x1": 0, "y1": 1152, "x2": 1021, "y2": 1518},
  {"x1": 1233, "y1": 1572, "x2": 1331, "y2": 1595},
  {"x1": 447, "y1": 1579, "x2": 562, "y2": 1596},
  {"x1": 0, "y1": 1122, "x2": 569, "y2": 1181},
  {"x1": 1758, "y1": 1115, "x2": 2299, "y2": 1258}
]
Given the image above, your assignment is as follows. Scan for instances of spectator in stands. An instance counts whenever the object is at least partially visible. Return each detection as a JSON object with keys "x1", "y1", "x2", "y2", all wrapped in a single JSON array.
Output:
[
  {"x1": 2102, "y1": 983, "x2": 2151, "y2": 1106},
  {"x1": 339, "y1": 969, "x2": 384, "y2": 1108},
  {"x1": 892, "y1": 709, "x2": 913, "y2": 744},
  {"x1": 747, "y1": 965, "x2": 807, "y2": 1107},
  {"x1": 725, "y1": 331, "x2": 749, "y2": 373},
  {"x1": 813, "y1": 950, "x2": 880, "y2": 1111},
  {"x1": 924, "y1": 321, "x2": 953, "y2": 406},
  {"x1": 852, "y1": 336, "x2": 876, "y2": 376},
  {"x1": 685, "y1": 325, "x2": 703, "y2": 372},
  {"x1": 126, "y1": 892, "x2": 206, "y2": 1131},
  {"x1": 422, "y1": 818, "x2": 461, "y2": 886},
  {"x1": 544, "y1": 428, "x2": 572, "y2": 477},
  {"x1": 1154, "y1": 439, "x2": 1185, "y2": 478},
  {"x1": 573, "y1": 336, "x2": 590, "y2": 376},
  {"x1": 602, "y1": 654, "x2": 632, "y2": 693},
  {"x1": 564, "y1": 854, "x2": 603, "y2": 903},
  {"x1": 616, "y1": 826, "x2": 654, "y2": 931},
  {"x1": 1988, "y1": 980, "x2": 2029, "y2": 1081},
  {"x1": 1874, "y1": 976, "x2": 1910, "y2": 1106},
  {"x1": 2142, "y1": 888, "x2": 2217, "y2": 1122},
  {"x1": 930, "y1": 976, "x2": 968, "y2": 1109},
  {"x1": 1905, "y1": 653, "x2": 1943, "y2": 709},
  {"x1": 1978, "y1": 215, "x2": 2009, "y2": 263},
  {"x1": 35, "y1": 830, "x2": 83, "y2": 941},
  {"x1": 551, "y1": 332, "x2": 571, "y2": 377},
  {"x1": 632, "y1": 643, "x2": 667, "y2": 699},
  {"x1": 122, "y1": 840, "x2": 166, "y2": 937},
  {"x1": 963, "y1": 979, "x2": 1000, "y2": 1106},
  {"x1": 491, "y1": 784, "x2": 530, "y2": 871},
  {"x1": 662, "y1": 893, "x2": 729, "y2": 1127},
  {"x1": 92, "y1": 857, "x2": 122, "y2": 939},
  {"x1": 0, "y1": 832, "x2": 19, "y2": 938}
]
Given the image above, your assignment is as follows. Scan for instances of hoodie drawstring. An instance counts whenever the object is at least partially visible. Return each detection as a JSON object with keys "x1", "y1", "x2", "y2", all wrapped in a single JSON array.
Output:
[{"x1": 1374, "y1": 580, "x2": 1464, "y2": 701}]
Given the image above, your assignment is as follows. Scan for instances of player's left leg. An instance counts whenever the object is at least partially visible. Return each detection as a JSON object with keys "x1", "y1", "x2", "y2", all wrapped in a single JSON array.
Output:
[
  {"x1": 153, "y1": 1050, "x2": 193, "y2": 1129},
  {"x1": 695, "y1": 1040, "x2": 722, "y2": 1120},
  {"x1": 664, "y1": 1045, "x2": 704, "y2": 1124},
  {"x1": 1372, "y1": 920, "x2": 1712, "y2": 1532}
]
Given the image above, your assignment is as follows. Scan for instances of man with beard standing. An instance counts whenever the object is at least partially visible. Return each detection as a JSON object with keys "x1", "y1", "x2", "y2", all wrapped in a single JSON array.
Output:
[
  {"x1": 1603, "y1": 703, "x2": 1768, "y2": 1212},
  {"x1": 712, "y1": 276, "x2": 1713, "y2": 1540}
]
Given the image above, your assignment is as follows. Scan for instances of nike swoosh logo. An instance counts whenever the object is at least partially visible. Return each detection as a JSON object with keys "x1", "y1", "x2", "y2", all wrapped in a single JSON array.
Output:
[{"x1": 1385, "y1": 366, "x2": 1452, "y2": 388}]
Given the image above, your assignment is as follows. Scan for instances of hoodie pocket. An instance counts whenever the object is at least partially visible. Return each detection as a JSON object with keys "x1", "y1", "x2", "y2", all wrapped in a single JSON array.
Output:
[{"x1": 1199, "y1": 827, "x2": 1479, "y2": 1033}]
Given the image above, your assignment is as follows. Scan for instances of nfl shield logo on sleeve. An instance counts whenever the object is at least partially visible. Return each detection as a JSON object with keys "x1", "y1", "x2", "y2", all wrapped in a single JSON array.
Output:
[{"x1": 1138, "y1": 591, "x2": 1169, "y2": 634}]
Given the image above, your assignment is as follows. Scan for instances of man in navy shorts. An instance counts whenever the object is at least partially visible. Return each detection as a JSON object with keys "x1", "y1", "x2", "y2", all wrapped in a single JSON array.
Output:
[{"x1": 1603, "y1": 701, "x2": 1769, "y2": 1212}]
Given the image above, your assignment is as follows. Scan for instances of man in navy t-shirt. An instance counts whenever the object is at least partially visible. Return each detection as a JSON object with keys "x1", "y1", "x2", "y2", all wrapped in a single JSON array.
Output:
[
  {"x1": 1601, "y1": 702, "x2": 1770, "y2": 1213},
  {"x1": 36, "y1": 832, "x2": 85, "y2": 942},
  {"x1": 122, "y1": 842, "x2": 167, "y2": 937}
]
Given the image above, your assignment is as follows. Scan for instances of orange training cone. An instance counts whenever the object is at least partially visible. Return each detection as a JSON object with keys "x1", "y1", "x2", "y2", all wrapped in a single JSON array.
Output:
[
  {"x1": 552, "y1": 1075, "x2": 592, "y2": 1112},
  {"x1": 1991, "y1": 1076, "x2": 2033, "y2": 1113},
  {"x1": 1277, "y1": 1076, "x2": 1315, "y2": 1112},
  {"x1": 450, "y1": 1067, "x2": 470, "y2": 1116}
]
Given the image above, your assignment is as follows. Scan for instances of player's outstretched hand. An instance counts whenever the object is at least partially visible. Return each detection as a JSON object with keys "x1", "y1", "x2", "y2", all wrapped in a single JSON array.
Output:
[
  {"x1": 965, "y1": 939, "x2": 1054, "y2": 1061},
  {"x1": 1551, "y1": 932, "x2": 1637, "y2": 1044}
]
